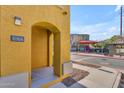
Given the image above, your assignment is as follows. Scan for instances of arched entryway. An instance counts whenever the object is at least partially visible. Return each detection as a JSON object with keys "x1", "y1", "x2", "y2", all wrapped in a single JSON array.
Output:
[{"x1": 31, "y1": 22, "x2": 61, "y2": 87}]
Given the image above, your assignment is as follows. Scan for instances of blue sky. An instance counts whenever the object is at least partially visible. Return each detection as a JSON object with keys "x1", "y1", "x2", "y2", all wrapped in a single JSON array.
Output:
[{"x1": 71, "y1": 5, "x2": 124, "y2": 41}]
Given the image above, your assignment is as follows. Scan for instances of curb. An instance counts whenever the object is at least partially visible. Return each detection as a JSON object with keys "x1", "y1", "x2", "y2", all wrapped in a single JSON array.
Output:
[
  {"x1": 73, "y1": 53, "x2": 124, "y2": 60},
  {"x1": 113, "y1": 72, "x2": 122, "y2": 88}
]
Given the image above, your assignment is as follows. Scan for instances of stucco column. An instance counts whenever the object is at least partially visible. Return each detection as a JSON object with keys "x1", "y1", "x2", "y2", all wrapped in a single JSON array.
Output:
[
  {"x1": 53, "y1": 32, "x2": 62, "y2": 76},
  {"x1": 48, "y1": 32, "x2": 53, "y2": 67}
]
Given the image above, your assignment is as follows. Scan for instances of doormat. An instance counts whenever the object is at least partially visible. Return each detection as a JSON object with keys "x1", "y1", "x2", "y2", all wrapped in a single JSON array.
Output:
[{"x1": 62, "y1": 68, "x2": 89, "y2": 87}]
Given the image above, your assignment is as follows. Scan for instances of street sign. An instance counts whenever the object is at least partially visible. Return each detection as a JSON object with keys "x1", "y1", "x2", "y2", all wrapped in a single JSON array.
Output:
[{"x1": 10, "y1": 35, "x2": 24, "y2": 42}]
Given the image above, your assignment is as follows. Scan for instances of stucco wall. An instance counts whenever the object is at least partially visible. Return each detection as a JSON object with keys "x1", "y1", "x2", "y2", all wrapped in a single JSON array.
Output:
[
  {"x1": 0, "y1": 6, "x2": 70, "y2": 77},
  {"x1": 0, "y1": 72, "x2": 29, "y2": 88},
  {"x1": 0, "y1": 6, "x2": 1, "y2": 76},
  {"x1": 32, "y1": 27, "x2": 48, "y2": 69}
]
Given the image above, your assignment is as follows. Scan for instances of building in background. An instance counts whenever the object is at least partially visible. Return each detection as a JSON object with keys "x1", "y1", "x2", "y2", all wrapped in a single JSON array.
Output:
[
  {"x1": 107, "y1": 35, "x2": 124, "y2": 56},
  {"x1": 79, "y1": 40, "x2": 98, "y2": 52},
  {"x1": 71, "y1": 34, "x2": 89, "y2": 51}
]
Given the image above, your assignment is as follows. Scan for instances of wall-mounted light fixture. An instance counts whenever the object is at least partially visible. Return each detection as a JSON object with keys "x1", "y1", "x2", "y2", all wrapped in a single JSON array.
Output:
[
  {"x1": 56, "y1": 5, "x2": 68, "y2": 16},
  {"x1": 62, "y1": 11, "x2": 68, "y2": 15},
  {"x1": 14, "y1": 16, "x2": 22, "y2": 25}
]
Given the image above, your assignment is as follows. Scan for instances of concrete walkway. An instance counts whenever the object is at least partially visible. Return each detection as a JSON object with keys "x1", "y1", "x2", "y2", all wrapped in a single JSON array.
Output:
[
  {"x1": 32, "y1": 67, "x2": 58, "y2": 88},
  {"x1": 50, "y1": 63, "x2": 121, "y2": 88},
  {"x1": 73, "y1": 64, "x2": 121, "y2": 88}
]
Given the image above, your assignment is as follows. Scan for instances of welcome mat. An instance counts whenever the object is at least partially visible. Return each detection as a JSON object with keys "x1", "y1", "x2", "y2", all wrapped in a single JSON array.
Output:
[{"x1": 62, "y1": 68, "x2": 89, "y2": 87}]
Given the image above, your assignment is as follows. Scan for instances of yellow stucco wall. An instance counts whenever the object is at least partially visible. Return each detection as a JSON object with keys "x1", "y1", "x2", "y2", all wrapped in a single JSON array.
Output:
[
  {"x1": 0, "y1": 5, "x2": 70, "y2": 78},
  {"x1": 32, "y1": 27, "x2": 48, "y2": 69},
  {"x1": 0, "y1": 6, "x2": 1, "y2": 76},
  {"x1": 48, "y1": 31, "x2": 53, "y2": 67}
]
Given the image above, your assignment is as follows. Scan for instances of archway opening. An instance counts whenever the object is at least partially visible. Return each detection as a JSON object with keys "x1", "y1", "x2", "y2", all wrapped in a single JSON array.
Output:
[{"x1": 31, "y1": 22, "x2": 61, "y2": 87}]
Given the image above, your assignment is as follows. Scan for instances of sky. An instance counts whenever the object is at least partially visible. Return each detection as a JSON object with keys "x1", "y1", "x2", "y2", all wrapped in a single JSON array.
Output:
[{"x1": 71, "y1": 5, "x2": 124, "y2": 41}]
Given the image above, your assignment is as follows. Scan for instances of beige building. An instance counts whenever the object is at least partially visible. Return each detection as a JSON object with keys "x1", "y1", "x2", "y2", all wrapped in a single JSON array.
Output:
[
  {"x1": 107, "y1": 35, "x2": 124, "y2": 56},
  {"x1": 71, "y1": 34, "x2": 89, "y2": 51}
]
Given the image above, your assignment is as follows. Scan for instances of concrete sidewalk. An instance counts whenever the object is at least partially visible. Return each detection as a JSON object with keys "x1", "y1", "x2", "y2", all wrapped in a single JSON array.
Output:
[
  {"x1": 73, "y1": 64, "x2": 121, "y2": 88},
  {"x1": 50, "y1": 63, "x2": 121, "y2": 88}
]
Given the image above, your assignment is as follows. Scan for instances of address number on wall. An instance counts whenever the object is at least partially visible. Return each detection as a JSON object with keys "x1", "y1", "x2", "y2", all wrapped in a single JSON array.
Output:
[{"x1": 10, "y1": 35, "x2": 24, "y2": 42}]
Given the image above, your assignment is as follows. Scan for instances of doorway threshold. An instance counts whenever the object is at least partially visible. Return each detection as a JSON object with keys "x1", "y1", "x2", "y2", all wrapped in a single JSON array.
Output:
[{"x1": 32, "y1": 67, "x2": 58, "y2": 88}]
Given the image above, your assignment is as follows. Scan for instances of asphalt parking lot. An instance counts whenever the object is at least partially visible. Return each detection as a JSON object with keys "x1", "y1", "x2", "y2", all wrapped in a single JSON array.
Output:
[{"x1": 71, "y1": 54, "x2": 124, "y2": 70}]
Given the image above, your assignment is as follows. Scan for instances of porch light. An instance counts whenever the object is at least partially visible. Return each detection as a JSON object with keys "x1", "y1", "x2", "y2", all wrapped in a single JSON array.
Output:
[
  {"x1": 62, "y1": 11, "x2": 68, "y2": 15},
  {"x1": 14, "y1": 16, "x2": 22, "y2": 25}
]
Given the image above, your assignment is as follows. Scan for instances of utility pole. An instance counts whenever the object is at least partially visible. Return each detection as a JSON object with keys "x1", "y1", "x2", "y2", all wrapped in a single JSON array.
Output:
[
  {"x1": 120, "y1": 6, "x2": 123, "y2": 57},
  {"x1": 120, "y1": 6, "x2": 123, "y2": 37}
]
